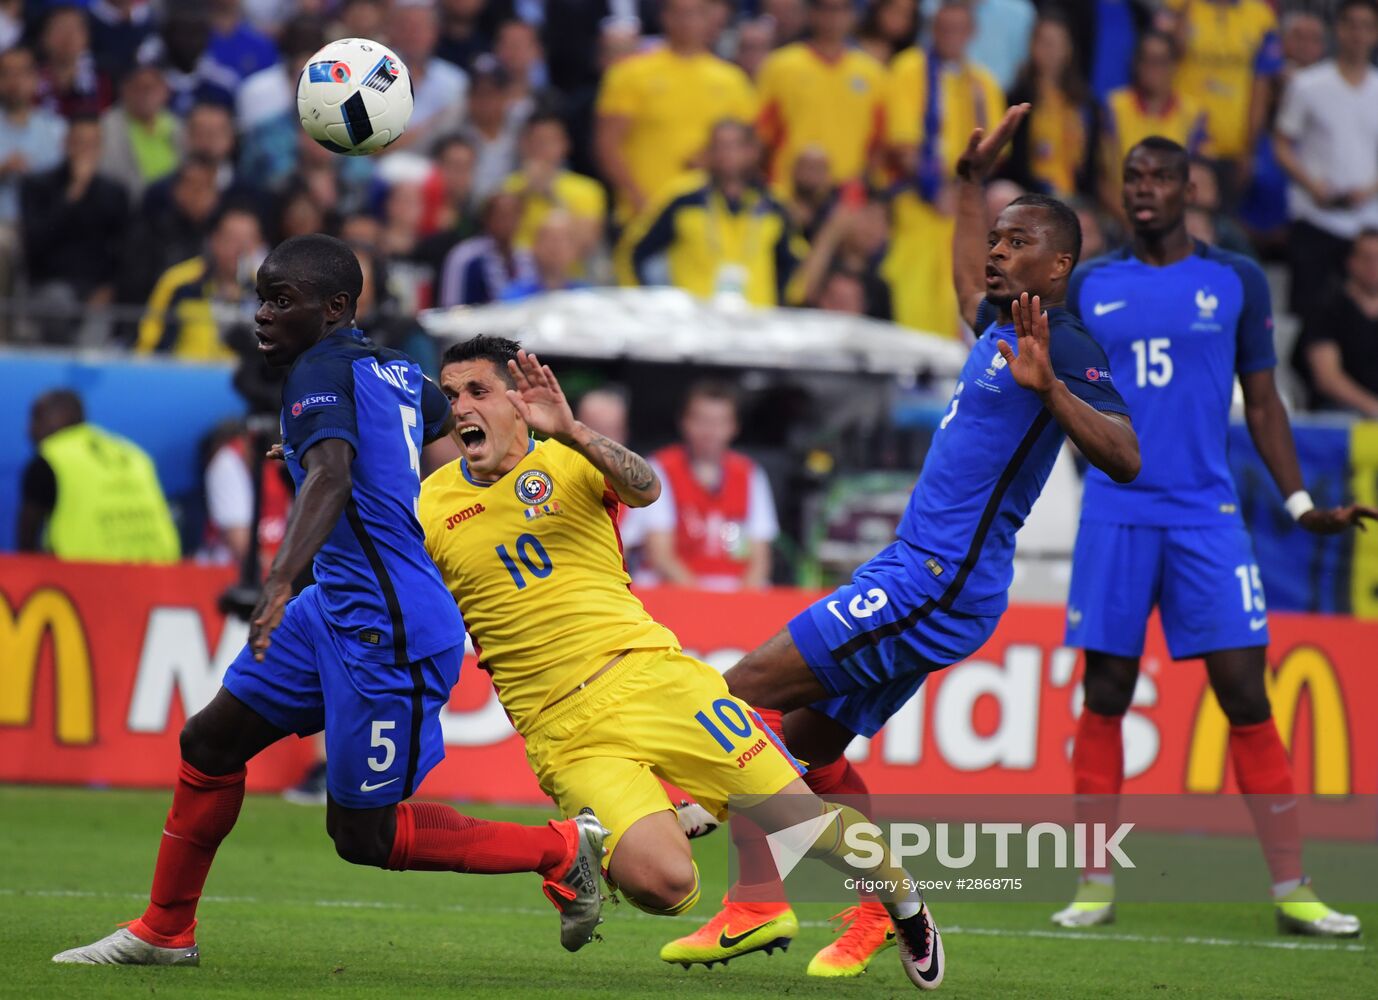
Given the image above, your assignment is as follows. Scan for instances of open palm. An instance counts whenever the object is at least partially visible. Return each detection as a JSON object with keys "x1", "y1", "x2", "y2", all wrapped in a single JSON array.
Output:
[
  {"x1": 997, "y1": 292, "x2": 1056, "y2": 395},
  {"x1": 506, "y1": 349, "x2": 575, "y2": 439}
]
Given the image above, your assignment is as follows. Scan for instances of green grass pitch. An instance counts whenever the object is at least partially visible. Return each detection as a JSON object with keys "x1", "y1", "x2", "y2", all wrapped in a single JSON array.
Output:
[{"x1": 3, "y1": 785, "x2": 1374, "y2": 999}]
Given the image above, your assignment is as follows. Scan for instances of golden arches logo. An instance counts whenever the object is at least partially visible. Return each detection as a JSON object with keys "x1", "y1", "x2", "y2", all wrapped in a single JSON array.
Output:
[
  {"x1": 1186, "y1": 646, "x2": 1350, "y2": 795},
  {"x1": 0, "y1": 587, "x2": 94, "y2": 745}
]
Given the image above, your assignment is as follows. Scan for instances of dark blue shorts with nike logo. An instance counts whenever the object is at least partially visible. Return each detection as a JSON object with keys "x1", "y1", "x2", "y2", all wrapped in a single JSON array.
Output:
[
  {"x1": 787, "y1": 541, "x2": 999, "y2": 738},
  {"x1": 224, "y1": 584, "x2": 463, "y2": 808}
]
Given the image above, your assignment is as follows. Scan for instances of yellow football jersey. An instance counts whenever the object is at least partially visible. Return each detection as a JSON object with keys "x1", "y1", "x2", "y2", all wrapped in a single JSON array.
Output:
[
  {"x1": 885, "y1": 48, "x2": 1004, "y2": 178},
  {"x1": 500, "y1": 168, "x2": 608, "y2": 251},
  {"x1": 418, "y1": 439, "x2": 678, "y2": 735},
  {"x1": 595, "y1": 48, "x2": 757, "y2": 222},
  {"x1": 883, "y1": 48, "x2": 1003, "y2": 339},
  {"x1": 1168, "y1": 0, "x2": 1281, "y2": 158},
  {"x1": 756, "y1": 43, "x2": 886, "y2": 193}
]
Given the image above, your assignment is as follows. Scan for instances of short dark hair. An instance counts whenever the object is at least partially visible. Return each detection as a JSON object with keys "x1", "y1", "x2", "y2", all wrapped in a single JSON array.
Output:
[
  {"x1": 709, "y1": 118, "x2": 756, "y2": 147},
  {"x1": 32, "y1": 388, "x2": 84, "y2": 426},
  {"x1": 681, "y1": 379, "x2": 739, "y2": 417},
  {"x1": 263, "y1": 233, "x2": 364, "y2": 308},
  {"x1": 441, "y1": 335, "x2": 522, "y2": 386},
  {"x1": 1126, "y1": 135, "x2": 1191, "y2": 181},
  {"x1": 433, "y1": 132, "x2": 476, "y2": 160},
  {"x1": 1338, "y1": 0, "x2": 1378, "y2": 20},
  {"x1": 1006, "y1": 193, "x2": 1082, "y2": 265},
  {"x1": 178, "y1": 152, "x2": 220, "y2": 177},
  {"x1": 522, "y1": 111, "x2": 566, "y2": 136},
  {"x1": 1135, "y1": 29, "x2": 1179, "y2": 62}
]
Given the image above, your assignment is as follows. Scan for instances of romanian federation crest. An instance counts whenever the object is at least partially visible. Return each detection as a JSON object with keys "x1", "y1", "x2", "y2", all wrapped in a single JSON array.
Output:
[{"x1": 515, "y1": 469, "x2": 554, "y2": 505}]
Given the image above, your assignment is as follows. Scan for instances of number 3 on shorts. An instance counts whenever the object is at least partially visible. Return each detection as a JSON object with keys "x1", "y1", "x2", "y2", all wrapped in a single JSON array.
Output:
[{"x1": 369, "y1": 720, "x2": 397, "y2": 772}]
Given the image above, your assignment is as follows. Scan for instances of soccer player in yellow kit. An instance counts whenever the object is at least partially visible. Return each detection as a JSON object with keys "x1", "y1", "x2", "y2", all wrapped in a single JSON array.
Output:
[{"x1": 419, "y1": 337, "x2": 945, "y2": 990}]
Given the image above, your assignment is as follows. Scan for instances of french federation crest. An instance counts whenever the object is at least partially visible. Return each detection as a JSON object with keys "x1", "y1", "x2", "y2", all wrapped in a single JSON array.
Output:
[{"x1": 515, "y1": 469, "x2": 554, "y2": 505}]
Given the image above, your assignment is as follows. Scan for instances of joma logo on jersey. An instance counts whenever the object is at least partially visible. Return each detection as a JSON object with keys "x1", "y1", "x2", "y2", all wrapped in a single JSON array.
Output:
[
  {"x1": 736, "y1": 737, "x2": 769, "y2": 768},
  {"x1": 445, "y1": 502, "x2": 485, "y2": 529}
]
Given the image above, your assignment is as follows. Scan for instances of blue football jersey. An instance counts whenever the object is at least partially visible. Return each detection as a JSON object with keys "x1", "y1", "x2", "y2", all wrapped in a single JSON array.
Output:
[
  {"x1": 1069, "y1": 243, "x2": 1276, "y2": 526},
  {"x1": 896, "y1": 303, "x2": 1130, "y2": 615},
  {"x1": 279, "y1": 327, "x2": 464, "y2": 664}
]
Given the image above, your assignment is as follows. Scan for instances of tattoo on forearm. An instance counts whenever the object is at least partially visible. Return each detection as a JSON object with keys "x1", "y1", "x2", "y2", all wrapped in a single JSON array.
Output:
[{"x1": 586, "y1": 432, "x2": 656, "y2": 492}]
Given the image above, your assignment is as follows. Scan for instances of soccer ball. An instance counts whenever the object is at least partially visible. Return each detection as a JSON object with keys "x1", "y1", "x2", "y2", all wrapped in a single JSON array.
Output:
[{"x1": 297, "y1": 38, "x2": 413, "y2": 156}]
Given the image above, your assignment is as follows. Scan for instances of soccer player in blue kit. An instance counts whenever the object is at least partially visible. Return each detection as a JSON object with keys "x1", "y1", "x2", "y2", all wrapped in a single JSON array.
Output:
[
  {"x1": 1054, "y1": 137, "x2": 1373, "y2": 936},
  {"x1": 663, "y1": 104, "x2": 1141, "y2": 976},
  {"x1": 54, "y1": 235, "x2": 606, "y2": 967}
]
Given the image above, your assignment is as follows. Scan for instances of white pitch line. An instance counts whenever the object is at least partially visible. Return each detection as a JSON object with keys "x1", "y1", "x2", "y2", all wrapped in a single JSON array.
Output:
[{"x1": 2, "y1": 888, "x2": 1365, "y2": 954}]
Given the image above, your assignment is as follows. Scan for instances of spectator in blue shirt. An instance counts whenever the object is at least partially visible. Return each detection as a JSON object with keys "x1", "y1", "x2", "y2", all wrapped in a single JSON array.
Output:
[
  {"x1": 90, "y1": 0, "x2": 156, "y2": 80},
  {"x1": 136, "y1": 4, "x2": 238, "y2": 115},
  {"x1": 208, "y1": 0, "x2": 277, "y2": 83}
]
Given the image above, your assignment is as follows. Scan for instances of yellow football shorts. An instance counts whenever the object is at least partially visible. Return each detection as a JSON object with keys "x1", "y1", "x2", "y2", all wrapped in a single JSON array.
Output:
[{"x1": 522, "y1": 647, "x2": 806, "y2": 859}]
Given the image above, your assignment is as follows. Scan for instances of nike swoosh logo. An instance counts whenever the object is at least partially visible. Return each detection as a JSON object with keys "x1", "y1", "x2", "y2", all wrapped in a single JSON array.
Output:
[
  {"x1": 916, "y1": 924, "x2": 941, "y2": 983},
  {"x1": 1249, "y1": 617, "x2": 1268, "y2": 631},
  {"x1": 826, "y1": 600, "x2": 852, "y2": 630},
  {"x1": 1270, "y1": 799, "x2": 1298, "y2": 815},
  {"x1": 1093, "y1": 300, "x2": 1128, "y2": 316},
  {"x1": 718, "y1": 919, "x2": 775, "y2": 950},
  {"x1": 359, "y1": 777, "x2": 400, "y2": 792}
]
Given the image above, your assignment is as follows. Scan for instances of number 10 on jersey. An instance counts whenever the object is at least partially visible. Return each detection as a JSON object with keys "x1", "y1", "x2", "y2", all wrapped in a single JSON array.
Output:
[{"x1": 496, "y1": 533, "x2": 553, "y2": 589}]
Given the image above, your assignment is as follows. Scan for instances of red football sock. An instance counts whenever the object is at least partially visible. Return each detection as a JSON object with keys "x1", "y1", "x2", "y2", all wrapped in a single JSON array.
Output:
[
  {"x1": 805, "y1": 757, "x2": 871, "y2": 809},
  {"x1": 135, "y1": 760, "x2": 246, "y2": 943},
  {"x1": 387, "y1": 802, "x2": 570, "y2": 879},
  {"x1": 1229, "y1": 719, "x2": 1303, "y2": 887},
  {"x1": 1072, "y1": 708, "x2": 1124, "y2": 878}
]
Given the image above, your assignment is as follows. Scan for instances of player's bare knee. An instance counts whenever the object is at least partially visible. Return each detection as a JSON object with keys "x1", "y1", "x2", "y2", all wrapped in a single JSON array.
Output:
[
  {"x1": 1082, "y1": 658, "x2": 1138, "y2": 716},
  {"x1": 628, "y1": 859, "x2": 699, "y2": 914},
  {"x1": 329, "y1": 821, "x2": 390, "y2": 868},
  {"x1": 1215, "y1": 687, "x2": 1271, "y2": 727},
  {"x1": 178, "y1": 711, "x2": 232, "y2": 774}
]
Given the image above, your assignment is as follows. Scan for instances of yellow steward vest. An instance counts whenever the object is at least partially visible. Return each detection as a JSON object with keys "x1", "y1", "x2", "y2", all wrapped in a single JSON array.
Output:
[{"x1": 38, "y1": 423, "x2": 181, "y2": 563}]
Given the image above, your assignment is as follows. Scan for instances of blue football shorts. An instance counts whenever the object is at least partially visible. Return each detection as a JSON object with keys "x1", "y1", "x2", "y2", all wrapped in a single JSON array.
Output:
[
  {"x1": 224, "y1": 585, "x2": 462, "y2": 809},
  {"x1": 1065, "y1": 520, "x2": 1270, "y2": 660},
  {"x1": 787, "y1": 541, "x2": 1000, "y2": 738}
]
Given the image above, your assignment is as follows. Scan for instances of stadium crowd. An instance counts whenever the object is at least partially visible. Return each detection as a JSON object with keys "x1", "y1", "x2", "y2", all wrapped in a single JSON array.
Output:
[{"x1": 5, "y1": 0, "x2": 1378, "y2": 564}]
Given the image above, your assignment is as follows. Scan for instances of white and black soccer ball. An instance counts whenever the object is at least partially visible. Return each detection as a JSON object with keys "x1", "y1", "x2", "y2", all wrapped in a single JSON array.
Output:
[{"x1": 297, "y1": 38, "x2": 413, "y2": 156}]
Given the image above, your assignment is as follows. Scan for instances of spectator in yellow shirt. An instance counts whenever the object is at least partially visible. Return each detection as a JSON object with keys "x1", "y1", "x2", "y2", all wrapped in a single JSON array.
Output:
[
  {"x1": 595, "y1": 0, "x2": 756, "y2": 223},
  {"x1": 136, "y1": 206, "x2": 264, "y2": 362},
  {"x1": 1163, "y1": 0, "x2": 1283, "y2": 194},
  {"x1": 1100, "y1": 31, "x2": 1208, "y2": 217},
  {"x1": 883, "y1": 2, "x2": 1003, "y2": 337},
  {"x1": 624, "y1": 120, "x2": 805, "y2": 308},
  {"x1": 756, "y1": 0, "x2": 887, "y2": 196},
  {"x1": 501, "y1": 112, "x2": 606, "y2": 259}
]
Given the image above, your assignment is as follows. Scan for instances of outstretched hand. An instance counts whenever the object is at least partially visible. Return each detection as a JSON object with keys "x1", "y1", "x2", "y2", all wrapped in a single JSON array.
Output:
[
  {"x1": 1299, "y1": 505, "x2": 1378, "y2": 535},
  {"x1": 506, "y1": 349, "x2": 576, "y2": 440},
  {"x1": 997, "y1": 292, "x2": 1057, "y2": 396},
  {"x1": 955, "y1": 103, "x2": 1030, "y2": 183}
]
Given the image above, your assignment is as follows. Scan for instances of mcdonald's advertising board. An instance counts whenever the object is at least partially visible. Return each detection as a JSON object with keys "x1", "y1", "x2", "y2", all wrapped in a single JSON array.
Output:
[{"x1": 2, "y1": 557, "x2": 1374, "y2": 818}]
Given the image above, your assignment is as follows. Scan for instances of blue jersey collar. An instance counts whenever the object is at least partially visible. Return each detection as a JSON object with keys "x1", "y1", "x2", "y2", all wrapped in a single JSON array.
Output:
[{"x1": 461, "y1": 437, "x2": 536, "y2": 487}]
